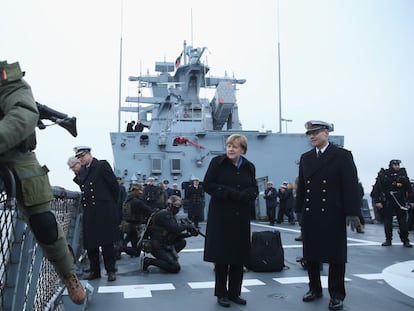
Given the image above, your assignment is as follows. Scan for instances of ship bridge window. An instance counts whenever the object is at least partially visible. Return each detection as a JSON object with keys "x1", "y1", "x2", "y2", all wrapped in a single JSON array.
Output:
[
  {"x1": 140, "y1": 134, "x2": 149, "y2": 145},
  {"x1": 170, "y1": 159, "x2": 181, "y2": 174},
  {"x1": 151, "y1": 158, "x2": 162, "y2": 174}
]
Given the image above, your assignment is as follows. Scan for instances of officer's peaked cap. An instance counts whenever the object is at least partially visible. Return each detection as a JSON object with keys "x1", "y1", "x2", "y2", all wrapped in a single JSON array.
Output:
[
  {"x1": 74, "y1": 145, "x2": 91, "y2": 157},
  {"x1": 305, "y1": 120, "x2": 334, "y2": 135}
]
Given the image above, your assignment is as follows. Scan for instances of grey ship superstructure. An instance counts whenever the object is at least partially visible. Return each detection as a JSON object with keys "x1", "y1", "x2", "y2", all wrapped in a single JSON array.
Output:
[{"x1": 110, "y1": 41, "x2": 344, "y2": 217}]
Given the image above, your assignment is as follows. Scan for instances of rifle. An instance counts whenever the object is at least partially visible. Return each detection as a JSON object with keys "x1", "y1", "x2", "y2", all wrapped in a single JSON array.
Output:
[
  {"x1": 36, "y1": 102, "x2": 77, "y2": 137},
  {"x1": 180, "y1": 218, "x2": 206, "y2": 238}
]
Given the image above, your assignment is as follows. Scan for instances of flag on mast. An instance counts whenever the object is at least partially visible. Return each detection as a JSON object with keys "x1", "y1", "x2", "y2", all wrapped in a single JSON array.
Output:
[{"x1": 175, "y1": 52, "x2": 183, "y2": 68}]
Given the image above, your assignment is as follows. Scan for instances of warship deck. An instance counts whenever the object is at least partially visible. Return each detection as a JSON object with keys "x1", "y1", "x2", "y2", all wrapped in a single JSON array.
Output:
[{"x1": 78, "y1": 221, "x2": 414, "y2": 311}]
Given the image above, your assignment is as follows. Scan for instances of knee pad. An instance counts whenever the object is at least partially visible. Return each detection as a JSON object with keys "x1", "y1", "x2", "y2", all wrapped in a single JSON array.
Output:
[{"x1": 29, "y1": 211, "x2": 58, "y2": 245}]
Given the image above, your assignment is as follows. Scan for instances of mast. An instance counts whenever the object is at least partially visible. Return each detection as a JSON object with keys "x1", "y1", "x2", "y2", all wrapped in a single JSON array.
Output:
[
  {"x1": 117, "y1": 1, "x2": 124, "y2": 132},
  {"x1": 277, "y1": 0, "x2": 282, "y2": 133}
]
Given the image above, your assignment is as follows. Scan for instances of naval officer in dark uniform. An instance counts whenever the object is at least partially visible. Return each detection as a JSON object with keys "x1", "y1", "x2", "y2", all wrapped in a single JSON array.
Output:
[
  {"x1": 74, "y1": 146, "x2": 119, "y2": 282},
  {"x1": 295, "y1": 120, "x2": 361, "y2": 311}
]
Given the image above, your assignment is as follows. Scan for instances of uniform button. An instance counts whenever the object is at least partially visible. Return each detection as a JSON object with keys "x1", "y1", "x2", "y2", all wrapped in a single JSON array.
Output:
[
  {"x1": 91, "y1": 195, "x2": 95, "y2": 199},
  {"x1": 305, "y1": 198, "x2": 310, "y2": 202},
  {"x1": 91, "y1": 189, "x2": 94, "y2": 192},
  {"x1": 306, "y1": 180, "x2": 310, "y2": 184},
  {"x1": 305, "y1": 207, "x2": 310, "y2": 211},
  {"x1": 323, "y1": 180, "x2": 327, "y2": 183},
  {"x1": 322, "y1": 189, "x2": 326, "y2": 192},
  {"x1": 92, "y1": 202, "x2": 96, "y2": 205},
  {"x1": 306, "y1": 189, "x2": 310, "y2": 193},
  {"x1": 322, "y1": 198, "x2": 326, "y2": 202},
  {"x1": 321, "y1": 208, "x2": 325, "y2": 212},
  {"x1": 90, "y1": 182, "x2": 93, "y2": 185}
]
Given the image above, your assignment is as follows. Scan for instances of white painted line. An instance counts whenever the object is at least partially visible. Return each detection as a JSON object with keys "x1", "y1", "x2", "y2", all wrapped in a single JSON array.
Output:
[
  {"x1": 188, "y1": 279, "x2": 266, "y2": 292},
  {"x1": 98, "y1": 283, "x2": 175, "y2": 298},
  {"x1": 273, "y1": 276, "x2": 351, "y2": 288},
  {"x1": 354, "y1": 273, "x2": 384, "y2": 280}
]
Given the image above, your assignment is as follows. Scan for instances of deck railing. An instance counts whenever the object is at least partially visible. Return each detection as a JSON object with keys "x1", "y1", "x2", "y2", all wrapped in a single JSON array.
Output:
[{"x1": 0, "y1": 186, "x2": 82, "y2": 311}]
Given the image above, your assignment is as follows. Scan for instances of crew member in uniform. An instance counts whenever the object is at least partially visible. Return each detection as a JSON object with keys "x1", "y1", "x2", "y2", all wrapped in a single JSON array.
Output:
[
  {"x1": 263, "y1": 181, "x2": 278, "y2": 225},
  {"x1": 74, "y1": 146, "x2": 120, "y2": 282},
  {"x1": 372, "y1": 159, "x2": 413, "y2": 247},
  {"x1": 0, "y1": 61, "x2": 85, "y2": 304},
  {"x1": 142, "y1": 195, "x2": 197, "y2": 273},
  {"x1": 186, "y1": 177, "x2": 205, "y2": 228},
  {"x1": 295, "y1": 120, "x2": 361, "y2": 311}
]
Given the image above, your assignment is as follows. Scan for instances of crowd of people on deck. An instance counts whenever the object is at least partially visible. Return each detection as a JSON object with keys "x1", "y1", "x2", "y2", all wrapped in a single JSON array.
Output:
[{"x1": 64, "y1": 129, "x2": 414, "y2": 311}]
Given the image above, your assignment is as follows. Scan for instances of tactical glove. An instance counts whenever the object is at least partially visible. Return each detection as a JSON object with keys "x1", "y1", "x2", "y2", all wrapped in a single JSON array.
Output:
[{"x1": 346, "y1": 216, "x2": 361, "y2": 231}]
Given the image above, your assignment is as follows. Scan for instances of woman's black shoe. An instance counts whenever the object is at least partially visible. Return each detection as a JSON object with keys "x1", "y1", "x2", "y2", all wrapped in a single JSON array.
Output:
[
  {"x1": 217, "y1": 297, "x2": 231, "y2": 308},
  {"x1": 229, "y1": 296, "x2": 247, "y2": 305}
]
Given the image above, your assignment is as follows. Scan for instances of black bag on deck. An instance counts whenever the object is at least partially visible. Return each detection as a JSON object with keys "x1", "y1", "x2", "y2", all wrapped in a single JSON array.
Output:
[{"x1": 247, "y1": 230, "x2": 284, "y2": 272}]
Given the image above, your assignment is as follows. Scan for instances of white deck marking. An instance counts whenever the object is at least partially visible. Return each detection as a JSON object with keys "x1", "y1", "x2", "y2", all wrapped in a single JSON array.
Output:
[
  {"x1": 355, "y1": 260, "x2": 414, "y2": 298},
  {"x1": 98, "y1": 283, "x2": 175, "y2": 298},
  {"x1": 189, "y1": 279, "x2": 266, "y2": 292},
  {"x1": 273, "y1": 276, "x2": 352, "y2": 288}
]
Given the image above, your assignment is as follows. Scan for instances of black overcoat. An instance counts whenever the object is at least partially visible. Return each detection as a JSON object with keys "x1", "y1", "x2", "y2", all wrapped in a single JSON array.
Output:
[
  {"x1": 295, "y1": 143, "x2": 360, "y2": 263},
  {"x1": 77, "y1": 158, "x2": 120, "y2": 249},
  {"x1": 203, "y1": 155, "x2": 258, "y2": 264}
]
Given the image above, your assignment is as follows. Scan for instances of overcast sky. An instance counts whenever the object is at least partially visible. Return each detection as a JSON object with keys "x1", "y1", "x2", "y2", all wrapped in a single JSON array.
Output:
[{"x1": 2, "y1": 0, "x2": 413, "y2": 192}]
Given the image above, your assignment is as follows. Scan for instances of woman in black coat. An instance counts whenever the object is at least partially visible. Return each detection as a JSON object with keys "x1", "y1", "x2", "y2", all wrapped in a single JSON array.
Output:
[{"x1": 203, "y1": 134, "x2": 258, "y2": 307}]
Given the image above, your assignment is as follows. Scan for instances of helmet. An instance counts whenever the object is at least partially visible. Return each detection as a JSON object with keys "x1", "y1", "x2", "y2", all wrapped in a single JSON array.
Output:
[
  {"x1": 129, "y1": 183, "x2": 144, "y2": 192},
  {"x1": 167, "y1": 195, "x2": 182, "y2": 214},
  {"x1": 389, "y1": 159, "x2": 401, "y2": 166}
]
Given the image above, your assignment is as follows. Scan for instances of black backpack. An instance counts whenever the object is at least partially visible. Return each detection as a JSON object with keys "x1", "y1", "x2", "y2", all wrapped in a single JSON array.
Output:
[{"x1": 247, "y1": 230, "x2": 285, "y2": 272}]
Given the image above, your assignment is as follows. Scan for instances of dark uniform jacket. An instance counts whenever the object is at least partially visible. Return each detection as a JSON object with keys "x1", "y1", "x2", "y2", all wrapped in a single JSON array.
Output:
[
  {"x1": 264, "y1": 187, "x2": 278, "y2": 208},
  {"x1": 371, "y1": 167, "x2": 412, "y2": 216},
  {"x1": 76, "y1": 158, "x2": 120, "y2": 249},
  {"x1": 150, "y1": 208, "x2": 188, "y2": 244},
  {"x1": 203, "y1": 155, "x2": 258, "y2": 264},
  {"x1": 295, "y1": 143, "x2": 359, "y2": 263}
]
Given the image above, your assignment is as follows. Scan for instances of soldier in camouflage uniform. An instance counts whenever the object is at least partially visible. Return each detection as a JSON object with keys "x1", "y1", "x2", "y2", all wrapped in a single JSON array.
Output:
[{"x1": 0, "y1": 61, "x2": 85, "y2": 305}]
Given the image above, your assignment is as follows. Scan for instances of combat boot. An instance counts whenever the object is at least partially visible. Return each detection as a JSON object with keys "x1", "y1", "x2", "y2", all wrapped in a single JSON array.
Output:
[{"x1": 64, "y1": 273, "x2": 86, "y2": 305}]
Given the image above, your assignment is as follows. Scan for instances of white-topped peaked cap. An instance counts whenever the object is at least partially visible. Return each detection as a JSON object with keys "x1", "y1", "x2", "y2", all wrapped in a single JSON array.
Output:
[
  {"x1": 304, "y1": 120, "x2": 334, "y2": 135},
  {"x1": 73, "y1": 145, "x2": 91, "y2": 157}
]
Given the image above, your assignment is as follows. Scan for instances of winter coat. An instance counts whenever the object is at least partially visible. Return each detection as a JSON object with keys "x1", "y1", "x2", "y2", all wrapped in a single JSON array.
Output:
[
  {"x1": 203, "y1": 155, "x2": 258, "y2": 264},
  {"x1": 77, "y1": 158, "x2": 120, "y2": 249},
  {"x1": 295, "y1": 143, "x2": 360, "y2": 263}
]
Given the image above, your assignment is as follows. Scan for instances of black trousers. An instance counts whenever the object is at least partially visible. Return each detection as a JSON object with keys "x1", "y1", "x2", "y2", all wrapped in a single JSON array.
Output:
[
  {"x1": 266, "y1": 205, "x2": 276, "y2": 224},
  {"x1": 214, "y1": 263, "x2": 244, "y2": 299},
  {"x1": 147, "y1": 239, "x2": 186, "y2": 273},
  {"x1": 307, "y1": 261, "x2": 346, "y2": 300},
  {"x1": 87, "y1": 243, "x2": 116, "y2": 274},
  {"x1": 382, "y1": 207, "x2": 409, "y2": 242}
]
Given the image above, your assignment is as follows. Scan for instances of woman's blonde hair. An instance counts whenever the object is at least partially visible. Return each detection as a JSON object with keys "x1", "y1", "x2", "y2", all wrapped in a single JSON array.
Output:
[{"x1": 226, "y1": 134, "x2": 248, "y2": 154}]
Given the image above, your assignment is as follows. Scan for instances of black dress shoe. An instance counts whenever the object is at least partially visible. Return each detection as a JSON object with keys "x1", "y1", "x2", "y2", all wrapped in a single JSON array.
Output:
[
  {"x1": 403, "y1": 241, "x2": 413, "y2": 248},
  {"x1": 328, "y1": 298, "x2": 343, "y2": 310},
  {"x1": 302, "y1": 290, "x2": 323, "y2": 302},
  {"x1": 107, "y1": 272, "x2": 116, "y2": 282},
  {"x1": 84, "y1": 272, "x2": 101, "y2": 280},
  {"x1": 229, "y1": 296, "x2": 247, "y2": 305},
  {"x1": 381, "y1": 240, "x2": 392, "y2": 246},
  {"x1": 217, "y1": 297, "x2": 231, "y2": 308}
]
